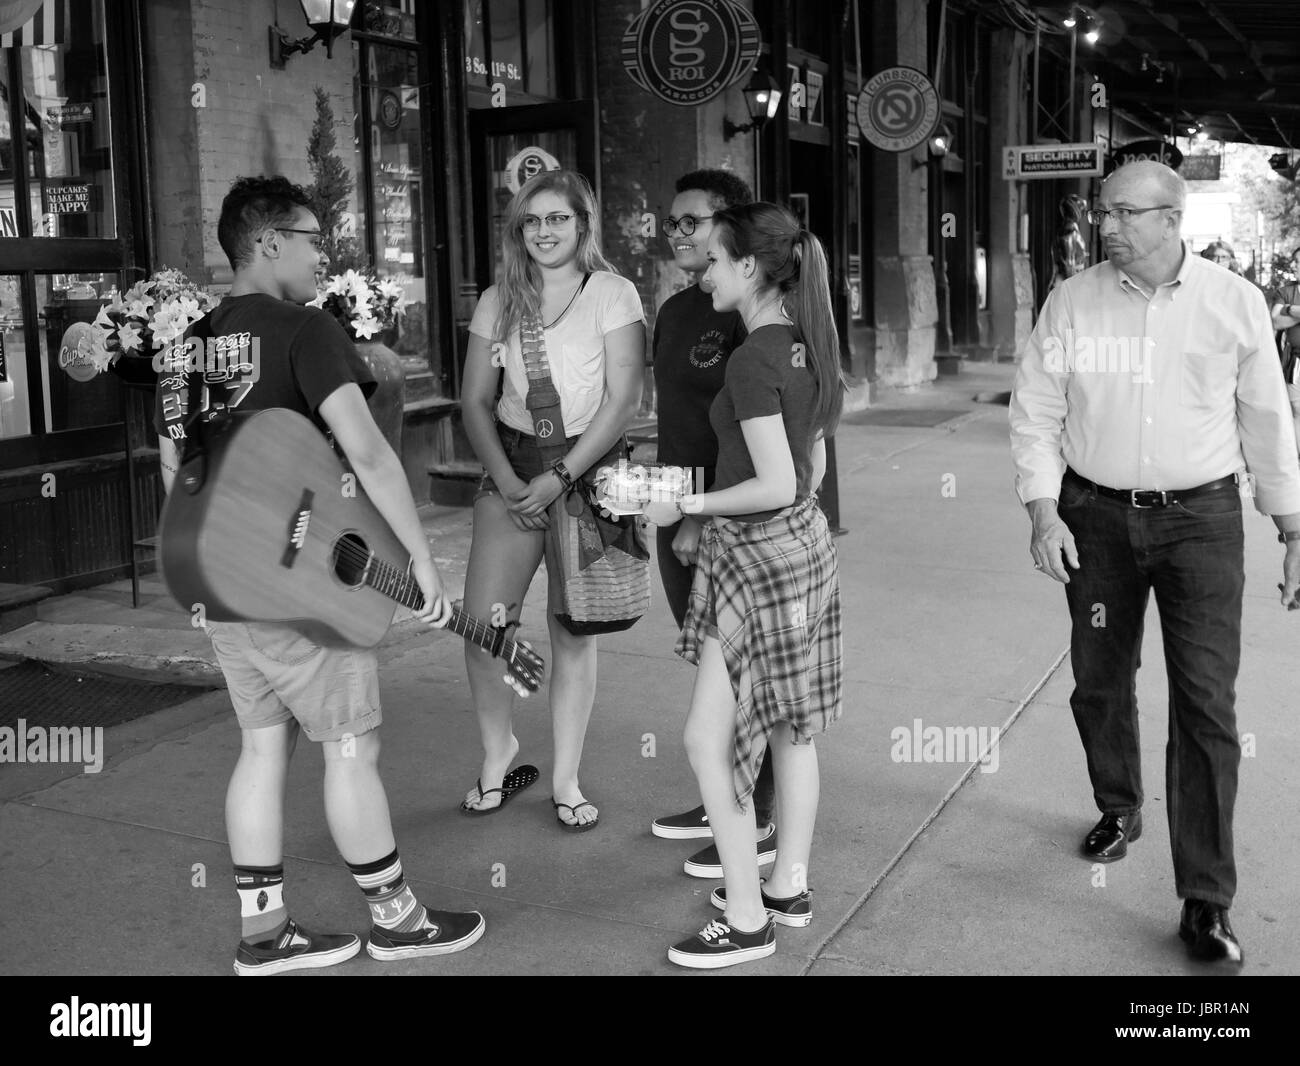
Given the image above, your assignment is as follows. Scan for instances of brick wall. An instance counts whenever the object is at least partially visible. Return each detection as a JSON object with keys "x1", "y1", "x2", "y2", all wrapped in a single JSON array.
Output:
[{"x1": 143, "y1": 0, "x2": 357, "y2": 286}]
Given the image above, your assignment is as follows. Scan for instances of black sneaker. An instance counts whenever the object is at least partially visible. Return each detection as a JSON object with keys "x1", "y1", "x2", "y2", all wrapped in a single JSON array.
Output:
[
  {"x1": 710, "y1": 881, "x2": 812, "y2": 927},
  {"x1": 668, "y1": 917, "x2": 776, "y2": 969},
  {"x1": 652, "y1": 803, "x2": 713, "y2": 840},
  {"x1": 233, "y1": 919, "x2": 361, "y2": 976},
  {"x1": 684, "y1": 824, "x2": 777, "y2": 878},
  {"x1": 366, "y1": 907, "x2": 486, "y2": 960}
]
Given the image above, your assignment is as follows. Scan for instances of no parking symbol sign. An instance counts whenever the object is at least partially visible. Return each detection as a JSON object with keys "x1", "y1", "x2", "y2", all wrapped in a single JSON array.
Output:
[{"x1": 856, "y1": 66, "x2": 940, "y2": 152}]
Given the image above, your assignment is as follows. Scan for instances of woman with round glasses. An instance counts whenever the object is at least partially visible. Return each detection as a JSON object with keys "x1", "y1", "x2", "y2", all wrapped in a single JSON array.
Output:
[{"x1": 458, "y1": 169, "x2": 646, "y2": 830}]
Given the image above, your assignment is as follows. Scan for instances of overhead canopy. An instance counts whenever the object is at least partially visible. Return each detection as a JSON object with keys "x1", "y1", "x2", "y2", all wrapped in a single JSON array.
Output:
[{"x1": 1023, "y1": 1, "x2": 1300, "y2": 148}]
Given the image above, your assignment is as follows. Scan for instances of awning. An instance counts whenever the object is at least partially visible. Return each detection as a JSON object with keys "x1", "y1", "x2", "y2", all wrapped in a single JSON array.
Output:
[{"x1": 1, "y1": 0, "x2": 69, "y2": 47}]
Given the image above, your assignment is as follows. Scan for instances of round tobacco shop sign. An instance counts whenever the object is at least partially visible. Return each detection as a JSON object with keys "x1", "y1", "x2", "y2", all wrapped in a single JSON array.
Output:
[
  {"x1": 504, "y1": 146, "x2": 562, "y2": 195},
  {"x1": 622, "y1": 0, "x2": 762, "y2": 106},
  {"x1": 856, "y1": 66, "x2": 940, "y2": 152}
]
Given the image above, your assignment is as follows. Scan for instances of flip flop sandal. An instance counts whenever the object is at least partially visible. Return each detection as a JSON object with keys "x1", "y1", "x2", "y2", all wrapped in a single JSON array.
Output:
[
  {"x1": 552, "y1": 799, "x2": 599, "y2": 832},
  {"x1": 460, "y1": 764, "x2": 540, "y2": 816}
]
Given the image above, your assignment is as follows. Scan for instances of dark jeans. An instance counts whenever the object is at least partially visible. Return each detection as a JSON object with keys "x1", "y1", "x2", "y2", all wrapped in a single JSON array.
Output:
[
  {"x1": 656, "y1": 510, "x2": 776, "y2": 825},
  {"x1": 1058, "y1": 470, "x2": 1244, "y2": 907}
]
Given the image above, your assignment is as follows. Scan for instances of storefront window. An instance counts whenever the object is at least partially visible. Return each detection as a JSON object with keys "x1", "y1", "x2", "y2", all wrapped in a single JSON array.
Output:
[
  {"x1": 0, "y1": 0, "x2": 115, "y2": 240},
  {"x1": 354, "y1": 13, "x2": 435, "y2": 400},
  {"x1": 36, "y1": 271, "x2": 120, "y2": 432},
  {"x1": 0, "y1": 275, "x2": 31, "y2": 439},
  {"x1": 464, "y1": 0, "x2": 558, "y2": 103}
]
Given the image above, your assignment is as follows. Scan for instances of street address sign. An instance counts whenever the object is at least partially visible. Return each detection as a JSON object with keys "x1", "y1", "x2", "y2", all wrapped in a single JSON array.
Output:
[{"x1": 1003, "y1": 143, "x2": 1103, "y2": 180}]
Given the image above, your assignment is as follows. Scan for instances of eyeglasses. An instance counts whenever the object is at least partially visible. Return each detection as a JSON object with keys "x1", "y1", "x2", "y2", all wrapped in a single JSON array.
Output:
[
  {"x1": 1085, "y1": 205, "x2": 1173, "y2": 226},
  {"x1": 521, "y1": 212, "x2": 577, "y2": 233},
  {"x1": 662, "y1": 214, "x2": 715, "y2": 237},
  {"x1": 267, "y1": 227, "x2": 324, "y2": 250}
]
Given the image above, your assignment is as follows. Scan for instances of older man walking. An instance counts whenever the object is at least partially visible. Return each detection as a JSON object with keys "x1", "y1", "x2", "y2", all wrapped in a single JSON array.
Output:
[{"x1": 1010, "y1": 161, "x2": 1300, "y2": 966}]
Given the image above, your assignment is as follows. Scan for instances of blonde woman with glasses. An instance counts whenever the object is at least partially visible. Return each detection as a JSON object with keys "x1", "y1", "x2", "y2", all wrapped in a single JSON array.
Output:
[{"x1": 457, "y1": 170, "x2": 646, "y2": 830}]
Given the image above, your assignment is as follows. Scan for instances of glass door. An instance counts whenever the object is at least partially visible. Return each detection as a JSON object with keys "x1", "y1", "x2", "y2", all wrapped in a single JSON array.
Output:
[{"x1": 468, "y1": 101, "x2": 597, "y2": 293}]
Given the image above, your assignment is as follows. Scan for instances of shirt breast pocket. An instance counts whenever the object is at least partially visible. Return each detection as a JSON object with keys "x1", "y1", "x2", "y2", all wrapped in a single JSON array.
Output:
[{"x1": 1180, "y1": 352, "x2": 1236, "y2": 409}]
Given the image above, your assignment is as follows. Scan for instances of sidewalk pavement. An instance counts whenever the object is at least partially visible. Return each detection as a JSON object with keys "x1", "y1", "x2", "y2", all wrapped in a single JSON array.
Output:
[{"x1": 2, "y1": 361, "x2": 1296, "y2": 977}]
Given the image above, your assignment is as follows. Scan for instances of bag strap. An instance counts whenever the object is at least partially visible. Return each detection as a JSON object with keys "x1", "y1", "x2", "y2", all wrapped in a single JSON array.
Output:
[{"x1": 520, "y1": 273, "x2": 590, "y2": 466}]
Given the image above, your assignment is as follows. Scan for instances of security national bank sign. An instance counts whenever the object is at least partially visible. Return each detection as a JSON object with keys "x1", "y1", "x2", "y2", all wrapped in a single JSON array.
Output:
[{"x1": 1003, "y1": 143, "x2": 1104, "y2": 180}]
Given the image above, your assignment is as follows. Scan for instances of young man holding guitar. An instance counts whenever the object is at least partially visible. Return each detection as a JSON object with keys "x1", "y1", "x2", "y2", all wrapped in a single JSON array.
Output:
[{"x1": 155, "y1": 176, "x2": 485, "y2": 975}]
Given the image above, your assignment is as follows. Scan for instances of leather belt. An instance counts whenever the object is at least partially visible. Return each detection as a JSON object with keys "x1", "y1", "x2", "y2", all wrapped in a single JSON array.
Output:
[{"x1": 1065, "y1": 468, "x2": 1240, "y2": 509}]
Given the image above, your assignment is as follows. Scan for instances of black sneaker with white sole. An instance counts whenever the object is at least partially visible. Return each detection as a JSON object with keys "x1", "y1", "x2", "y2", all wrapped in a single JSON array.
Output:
[
  {"x1": 668, "y1": 917, "x2": 776, "y2": 969},
  {"x1": 366, "y1": 907, "x2": 486, "y2": 960},
  {"x1": 234, "y1": 919, "x2": 361, "y2": 976},
  {"x1": 684, "y1": 824, "x2": 777, "y2": 878},
  {"x1": 652, "y1": 803, "x2": 713, "y2": 840},
  {"x1": 710, "y1": 881, "x2": 811, "y2": 927}
]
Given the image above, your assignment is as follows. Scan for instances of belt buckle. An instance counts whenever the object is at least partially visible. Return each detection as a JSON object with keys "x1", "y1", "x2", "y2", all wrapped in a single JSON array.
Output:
[{"x1": 1130, "y1": 489, "x2": 1167, "y2": 508}]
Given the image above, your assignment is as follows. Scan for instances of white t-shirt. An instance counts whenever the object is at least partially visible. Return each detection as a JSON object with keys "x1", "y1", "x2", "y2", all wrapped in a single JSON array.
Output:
[{"x1": 468, "y1": 271, "x2": 646, "y2": 436}]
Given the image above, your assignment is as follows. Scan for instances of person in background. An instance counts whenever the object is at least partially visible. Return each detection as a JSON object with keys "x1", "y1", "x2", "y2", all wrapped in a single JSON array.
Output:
[
  {"x1": 647, "y1": 168, "x2": 780, "y2": 880},
  {"x1": 1270, "y1": 251, "x2": 1300, "y2": 434},
  {"x1": 156, "y1": 176, "x2": 483, "y2": 974},
  {"x1": 1050, "y1": 193, "x2": 1089, "y2": 290},
  {"x1": 458, "y1": 169, "x2": 645, "y2": 830},
  {"x1": 645, "y1": 202, "x2": 845, "y2": 969},
  {"x1": 1201, "y1": 240, "x2": 1243, "y2": 275}
]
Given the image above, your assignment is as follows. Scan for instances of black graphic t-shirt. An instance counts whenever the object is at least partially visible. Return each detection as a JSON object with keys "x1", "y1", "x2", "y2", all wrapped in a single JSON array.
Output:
[
  {"x1": 652, "y1": 283, "x2": 745, "y2": 469},
  {"x1": 153, "y1": 293, "x2": 375, "y2": 441}
]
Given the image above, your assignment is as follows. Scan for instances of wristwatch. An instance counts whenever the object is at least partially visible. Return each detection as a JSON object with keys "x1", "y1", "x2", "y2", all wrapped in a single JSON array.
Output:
[
  {"x1": 1279, "y1": 531, "x2": 1300, "y2": 543},
  {"x1": 550, "y1": 459, "x2": 574, "y2": 491}
]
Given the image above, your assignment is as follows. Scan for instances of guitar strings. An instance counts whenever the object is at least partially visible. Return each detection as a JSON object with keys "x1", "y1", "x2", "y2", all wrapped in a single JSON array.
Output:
[{"x1": 329, "y1": 535, "x2": 538, "y2": 677}]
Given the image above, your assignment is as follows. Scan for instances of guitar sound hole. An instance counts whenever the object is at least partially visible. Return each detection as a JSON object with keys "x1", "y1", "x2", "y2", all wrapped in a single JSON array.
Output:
[{"x1": 332, "y1": 533, "x2": 371, "y2": 587}]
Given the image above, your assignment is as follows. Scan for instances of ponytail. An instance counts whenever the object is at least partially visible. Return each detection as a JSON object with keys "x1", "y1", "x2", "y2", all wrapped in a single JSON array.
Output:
[
  {"x1": 714, "y1": 204, "x2": 848, "y2": 438},
  {"x1": 787, "y1": 230, "x2": 847, "y2": 438}
]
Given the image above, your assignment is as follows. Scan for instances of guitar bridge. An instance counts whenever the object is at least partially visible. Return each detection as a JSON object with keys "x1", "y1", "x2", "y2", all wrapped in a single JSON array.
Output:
[{"x1": 280, "y1": 489, "x2": 315, "y2": 568}]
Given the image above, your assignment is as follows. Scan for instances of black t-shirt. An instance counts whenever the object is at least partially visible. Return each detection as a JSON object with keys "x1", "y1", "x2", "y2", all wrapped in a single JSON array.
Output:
[
  {"x1": 153, "y1": 293, "x2": 375, "y2": 441},
  {"x1": 652, "y1": 283, "x2": 745, "y2": 469},
  {"x1": 709, "y1": 323, "x2": 818, "y2": 523}
]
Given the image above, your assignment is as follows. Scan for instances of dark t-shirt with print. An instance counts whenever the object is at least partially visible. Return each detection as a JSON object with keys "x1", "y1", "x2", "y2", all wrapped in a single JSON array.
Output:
[
  {"x1": 709, "y1": 323, "x2": 818, "y2": 523},
  {"x1": 652, "y1": 283, "x2": 745, "y2": 470},
  {"x1": 153, "y1": 293, "x2": 375, "y2": 441}
]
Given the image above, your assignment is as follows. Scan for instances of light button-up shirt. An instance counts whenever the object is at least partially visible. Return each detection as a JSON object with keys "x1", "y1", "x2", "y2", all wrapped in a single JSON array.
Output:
[{"x1": 1010, "y1": 243, "x2": 1300, "y2": 515}]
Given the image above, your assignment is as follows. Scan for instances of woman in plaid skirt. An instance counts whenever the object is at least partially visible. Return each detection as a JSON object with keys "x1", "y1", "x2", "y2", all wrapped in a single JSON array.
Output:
[{"x1": 644, "y1": 203, "x2": 846, "y2": 968}]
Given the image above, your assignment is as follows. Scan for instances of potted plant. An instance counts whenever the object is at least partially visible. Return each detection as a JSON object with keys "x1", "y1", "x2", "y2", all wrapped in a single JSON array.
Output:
[{"x1": 309, "y1": 268, "x2": 407, "y2": 452}]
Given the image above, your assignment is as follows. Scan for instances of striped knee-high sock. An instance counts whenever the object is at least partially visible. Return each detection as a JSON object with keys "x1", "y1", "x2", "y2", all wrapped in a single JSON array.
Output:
[
  {"x1": 234, "y1": 864, "x2": 289, "y2": 944},
  {"x1": 347, "y1": 850, "x2": 429, "y2": 933}
]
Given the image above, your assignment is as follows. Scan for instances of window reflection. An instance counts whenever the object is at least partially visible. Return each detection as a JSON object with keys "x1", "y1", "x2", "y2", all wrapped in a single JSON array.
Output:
[{"x1": 14, "y1": 0, "x2": 116, "y2": 240}]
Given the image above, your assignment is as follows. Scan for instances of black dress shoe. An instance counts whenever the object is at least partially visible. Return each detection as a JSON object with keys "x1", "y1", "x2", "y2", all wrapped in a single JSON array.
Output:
[
  {"x1": 1081, "y1": 811, "x2": 1142, "y2": 862},
  {"x1": 1179, "y1": 899, "x2": 1244, "y2": 965}
]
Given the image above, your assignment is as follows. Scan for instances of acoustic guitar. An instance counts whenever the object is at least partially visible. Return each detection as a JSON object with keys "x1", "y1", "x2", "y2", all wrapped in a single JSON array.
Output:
[{"x1": 158, "y1": 407, "x2": 544, "y2": 696}]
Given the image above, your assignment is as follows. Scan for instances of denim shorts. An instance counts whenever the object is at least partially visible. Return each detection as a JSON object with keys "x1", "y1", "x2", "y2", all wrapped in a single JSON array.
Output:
[
  {"x1": 474, "y1": 422, "x2": 584, "y2": 501},
  {"x1": 474, "y1": 422, "x2": 627, "y2": 500}
]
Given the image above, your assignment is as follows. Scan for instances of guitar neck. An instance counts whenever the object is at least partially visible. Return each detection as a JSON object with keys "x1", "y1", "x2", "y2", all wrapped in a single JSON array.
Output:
[{"x1": 368, "y1": 555, "x2": 505, "y2": 654}]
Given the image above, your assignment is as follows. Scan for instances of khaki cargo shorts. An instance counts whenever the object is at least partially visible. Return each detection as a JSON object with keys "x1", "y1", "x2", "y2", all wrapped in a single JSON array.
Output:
[{"x1": 206, "y1": 620, "x2": 382, "y2": 742}]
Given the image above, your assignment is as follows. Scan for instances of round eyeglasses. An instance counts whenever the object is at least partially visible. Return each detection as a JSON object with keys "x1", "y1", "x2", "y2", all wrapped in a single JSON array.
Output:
[{"x1": 662, "y1": 214, "x2": 716, "y2": 237}]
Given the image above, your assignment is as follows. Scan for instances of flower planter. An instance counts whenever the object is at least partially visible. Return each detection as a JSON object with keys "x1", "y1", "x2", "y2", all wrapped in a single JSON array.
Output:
[
  {"x1": 107, "y1": 354, "x2": 160, "y2": 388},
  {"x1": 355, "y1": 339, "x2": 406, "y2": 455}
]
